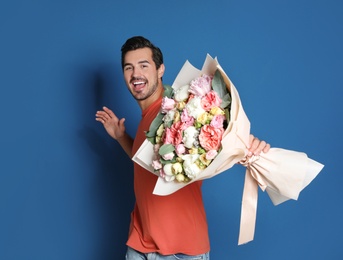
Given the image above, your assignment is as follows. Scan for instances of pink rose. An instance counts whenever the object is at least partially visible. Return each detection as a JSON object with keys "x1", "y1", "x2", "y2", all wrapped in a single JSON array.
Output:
[
  {"x1": 201, "y1": 91, "x2": 222, "y2": 111},
  {"x1": 210, "y1": 114, "x2": 225, "y2": 128},
  {"x1": 189, "y1": 74, "x2": 212, "y2": 97},
  {"x1": 161, "y1": 97, "x2": 175, "y2": 113},
  {"x1": 163, "y1": 121, "x2": 185, "y2": 146},
  {"x1": 162, "y1": 152, "x2": 175, "y2": 161},
  {"x1": 175, "y1": 144, "x2": 186, "y2": 155},
  {"x1": 152, "y1": 159, "x2": 162, "y2": 170},
  {"x1": 206, "y1": 150, "x2": 218, "y2": 160},
  {"x1": 199, "y1": 125, "x2": 224, "y2": 151}
]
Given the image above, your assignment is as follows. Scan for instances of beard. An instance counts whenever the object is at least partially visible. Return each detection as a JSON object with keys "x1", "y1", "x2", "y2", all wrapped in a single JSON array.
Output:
[{"x1": 129, "y1": 76, "x2": 159, "y2": 101}]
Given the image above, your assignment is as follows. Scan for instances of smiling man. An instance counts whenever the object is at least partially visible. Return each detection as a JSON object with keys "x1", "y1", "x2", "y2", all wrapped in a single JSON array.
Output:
[{"x1": 95, "y1": 36, "x2": 270, "y2": 259}]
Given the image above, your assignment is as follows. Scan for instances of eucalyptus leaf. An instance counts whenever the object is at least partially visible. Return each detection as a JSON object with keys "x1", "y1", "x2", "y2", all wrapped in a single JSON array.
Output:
[
  {"x1": 163, "y1": 85, "x2": 173, "y2": 98},
  {"x1": 146, "y1": 136, "x2": 155, "y2": 144},
  {"x1": 159, "y1": 144, "x2": 175, "y2": 155},
  {"x1": 146, "y1": 112, "x2": 164, "y2": 139},
  {"x1": 220, "y1": 93, "x2": 231, "y2": 109},
  {"x1": 212, "y1": 70, "x2": 228, "y2": 99}
]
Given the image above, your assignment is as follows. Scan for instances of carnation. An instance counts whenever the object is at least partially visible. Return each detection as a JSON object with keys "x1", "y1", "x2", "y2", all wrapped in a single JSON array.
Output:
[
  {"x1": 161, "y1": 97, "x2": 176, "y2": 113},
  {"x1": 189, "y1": 74, "x2": 212, "y2": 97},
  {"x1": 174, "y1": 85, "x2": 190, "y2": 101}
]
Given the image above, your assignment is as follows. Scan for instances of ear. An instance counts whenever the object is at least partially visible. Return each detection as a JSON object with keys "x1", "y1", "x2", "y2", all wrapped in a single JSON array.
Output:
[{"x1": 157, "y1": 64, "x2": 165, "y2": 79}]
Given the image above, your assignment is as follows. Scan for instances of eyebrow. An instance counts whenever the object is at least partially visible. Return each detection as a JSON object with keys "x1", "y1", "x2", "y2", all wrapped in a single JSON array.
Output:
[{"x1": 124, "y1": 60, "x2": 151, "y2": 68}]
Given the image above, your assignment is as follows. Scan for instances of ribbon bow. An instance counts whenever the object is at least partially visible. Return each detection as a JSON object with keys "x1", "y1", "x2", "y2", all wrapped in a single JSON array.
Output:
[{"x1": 237, "y1": 148, "x2": 323, "y2": 245}]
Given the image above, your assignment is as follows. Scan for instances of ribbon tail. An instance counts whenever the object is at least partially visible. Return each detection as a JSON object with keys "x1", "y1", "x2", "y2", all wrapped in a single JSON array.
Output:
[{"x1": 238, "y1": 168, "x2": 258, "y2": 245}]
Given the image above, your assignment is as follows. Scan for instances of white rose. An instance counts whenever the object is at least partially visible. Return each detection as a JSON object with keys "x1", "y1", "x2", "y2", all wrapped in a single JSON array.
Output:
[
  {"x1": 182, "y1": 154, "x2": 201, "y2": 179},
  {"x1": 174, "y1": 85, "x2": 190, "y2": 102},
  {"x1": 182, "y1": 126, "x2": 199, "y2": 148},
  {"x1": 186, "y1": 97, "x2": 205, "y2": 119}
]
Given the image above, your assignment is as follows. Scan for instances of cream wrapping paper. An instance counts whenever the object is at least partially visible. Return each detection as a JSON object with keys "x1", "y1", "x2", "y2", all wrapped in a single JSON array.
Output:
[{"x1": 132, "y1": 54, "x2": 324, "y2": 245}]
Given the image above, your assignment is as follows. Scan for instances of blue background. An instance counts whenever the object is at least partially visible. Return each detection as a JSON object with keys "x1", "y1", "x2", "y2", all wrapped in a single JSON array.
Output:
[{"x1": 1, "y1": 0, "x2": 342, "y2": 259}]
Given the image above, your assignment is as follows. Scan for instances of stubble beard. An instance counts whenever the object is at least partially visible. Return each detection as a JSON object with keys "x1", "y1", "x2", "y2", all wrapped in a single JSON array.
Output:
[{"x1": 130, "y1": 77, "x2": 159, "y2": 101}]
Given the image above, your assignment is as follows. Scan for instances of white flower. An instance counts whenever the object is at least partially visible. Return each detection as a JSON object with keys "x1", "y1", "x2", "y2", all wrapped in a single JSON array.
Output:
[
  {"x1": 163, "y1": 164, "x2": 175, "y2": 182},
  {"x1": 174, "y1": 85, "x2": 190, "y2": 102},
  {"x1": 163, "y1": 110, "x2": 175, "y2": 125},
  {"x1": 175, "y1": 173, "x2": 185, "y2": 182},
  {"x1": 186, "y1": 97, "x2": 205, "y2": 119},
  {"x1": 182, "y1": 154, "x2": 201, "y2": 179},
  {"x1": 172, "y1": 162, "x2": 183, "y2": 174},
  {"x1": 182, "y1": 126, "x2": 199, "y2": 149}
]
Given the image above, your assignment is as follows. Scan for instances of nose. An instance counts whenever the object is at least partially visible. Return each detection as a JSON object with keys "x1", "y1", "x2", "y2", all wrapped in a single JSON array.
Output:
[{"x1": 132, "y1": 66, "x2": 143, "y2": 78}]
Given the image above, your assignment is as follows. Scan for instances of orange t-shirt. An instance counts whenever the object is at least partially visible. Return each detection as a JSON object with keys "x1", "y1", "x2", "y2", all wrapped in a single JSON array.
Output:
[{"x1": 126, "y1": 96, "x2": 210, "y2": 255}]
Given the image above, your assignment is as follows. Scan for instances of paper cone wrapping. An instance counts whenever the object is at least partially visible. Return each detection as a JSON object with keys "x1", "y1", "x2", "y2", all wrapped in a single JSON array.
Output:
[{"x1": 132, "y1": 54, "x2": 324, "y2": 245}]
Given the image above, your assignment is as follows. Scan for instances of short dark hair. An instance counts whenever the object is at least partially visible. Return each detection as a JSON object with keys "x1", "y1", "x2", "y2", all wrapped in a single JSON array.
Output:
[{"x1": 121, "y1": 36, "x2": 163, "y2": 70}]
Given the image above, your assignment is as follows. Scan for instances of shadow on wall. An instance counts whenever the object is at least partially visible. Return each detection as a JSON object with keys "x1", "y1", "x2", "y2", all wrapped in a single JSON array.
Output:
[{"x1": 77, "y1": 63, "x2": 135, "y2": 258}]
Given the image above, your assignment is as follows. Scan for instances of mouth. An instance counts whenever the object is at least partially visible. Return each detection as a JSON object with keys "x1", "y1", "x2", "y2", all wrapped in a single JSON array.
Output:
[{"x1": 131, "y1": 79, "x2": 147, "y2": 92}]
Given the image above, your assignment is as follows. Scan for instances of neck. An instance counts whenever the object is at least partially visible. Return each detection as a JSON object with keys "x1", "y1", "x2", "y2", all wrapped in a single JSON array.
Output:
[{"x1": 138, "y1": 84, "x2": 164, "y2": 111}]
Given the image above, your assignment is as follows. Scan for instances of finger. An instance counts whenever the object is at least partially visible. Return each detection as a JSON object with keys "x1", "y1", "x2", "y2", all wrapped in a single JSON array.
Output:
[
  {"x1": 248, "y1": 134, "x2": 254, "y2": 149},
  {"x1": 95, "y1": 117, "x2": 106, "y2": 124},
  {"x1": 262, "y1": 143, "x2": 271, "y2": 153},
  {"x1": 254, "y1": 140, "x2": 267, "y2": 155},
  {"x1": 103, "y1": 106, "x2": 117, "y2": 119},
  {"x1": 249, "y1": 137, "x2": 260, "y2": 152},
  {"x1": 118, "y1": 118, "x2": 126, "y2": 131},
  {"x1": 95, "y1": 112, "x2": 109, "y2": 122}
]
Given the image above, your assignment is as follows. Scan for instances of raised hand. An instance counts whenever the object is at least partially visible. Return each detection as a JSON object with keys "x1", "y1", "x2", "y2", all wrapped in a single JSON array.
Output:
[{"x1": 95, "y1": 106, "x2": 126, "y2": 140}]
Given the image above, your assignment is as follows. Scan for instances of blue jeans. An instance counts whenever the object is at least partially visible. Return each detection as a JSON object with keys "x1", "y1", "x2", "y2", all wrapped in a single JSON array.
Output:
[{"x1": 125, "y1": 247, "x2": 210, "y2": 260}]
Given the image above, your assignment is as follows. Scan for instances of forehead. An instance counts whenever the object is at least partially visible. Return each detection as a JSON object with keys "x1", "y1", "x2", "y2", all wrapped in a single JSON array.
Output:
[{"x1": 124, "y1": 47, "x2": 154, "y2": 65}]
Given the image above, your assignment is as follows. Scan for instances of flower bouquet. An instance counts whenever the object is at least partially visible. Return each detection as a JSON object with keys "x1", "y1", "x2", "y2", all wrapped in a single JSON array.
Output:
[
  {"x1": 132, "y1": 54, "x2": 324, "y2": 245},
  {"x1": 146, "y1": 68, "x2": 231, "y2": 184}
]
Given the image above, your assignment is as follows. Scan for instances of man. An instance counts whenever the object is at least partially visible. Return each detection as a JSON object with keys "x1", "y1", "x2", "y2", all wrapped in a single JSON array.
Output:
[{"x1": 95, "y1": 36, "x2": 270, "y2": 259}]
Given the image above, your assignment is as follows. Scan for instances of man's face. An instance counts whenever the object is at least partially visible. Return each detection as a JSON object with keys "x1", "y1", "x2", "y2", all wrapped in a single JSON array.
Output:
[{"x1": 123, "y1": 47, "x2": 164, "y2": 101}]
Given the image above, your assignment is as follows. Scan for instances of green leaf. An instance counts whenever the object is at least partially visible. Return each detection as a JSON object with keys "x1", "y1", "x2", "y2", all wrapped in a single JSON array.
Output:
[
  {"x1": 163, "y1": 85, "x2": 173, "y2": 98},
  {"x1": 220, "y1": 93, "x2": 231, "y2": 109},
  {"x1": 146, "y1": 112, "x2": 164, "y2": 140},
  {"x1": 159, "y1": 144, "x2": 175, "y2": 156},
  {"x1": 212, "y1": 70, "x2": 227, "y2": 97},
  {"x1": 212, "y1": 70, "x2": 232, "y2": 109},
  {"x1": 146, "y1": 136, "x2": 155, "y2": 144}
]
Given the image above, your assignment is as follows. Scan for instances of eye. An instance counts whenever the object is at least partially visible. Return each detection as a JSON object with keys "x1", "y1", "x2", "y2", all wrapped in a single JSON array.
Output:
[{"x1": 124, "y1": 66, "x2": 133, "y2": 71}]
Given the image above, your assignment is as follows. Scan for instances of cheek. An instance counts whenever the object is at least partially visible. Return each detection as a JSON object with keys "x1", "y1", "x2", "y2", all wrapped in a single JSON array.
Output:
[{"x1": 124, "y1": 75, "x2": 131, "y2": 86}]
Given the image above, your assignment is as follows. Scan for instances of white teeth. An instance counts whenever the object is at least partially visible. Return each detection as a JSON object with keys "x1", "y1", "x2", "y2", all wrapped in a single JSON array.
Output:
[{"x1": 133, "y1": 81, "x2": 145, "y2": 85}]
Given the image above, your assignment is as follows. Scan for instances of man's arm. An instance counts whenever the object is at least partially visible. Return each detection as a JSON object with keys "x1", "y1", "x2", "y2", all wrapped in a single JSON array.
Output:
[{"x1": 95, "y1": 106, "x2": 134, "y2": 158}]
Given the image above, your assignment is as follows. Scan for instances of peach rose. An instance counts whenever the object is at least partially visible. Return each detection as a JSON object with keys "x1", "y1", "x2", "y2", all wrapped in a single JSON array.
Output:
[
  {"x1": 198, "y1": 125, "x2": 224, "y2": 151},
  {"x1": 201, "y1": 91, "x2": 222, "y2": 111}
]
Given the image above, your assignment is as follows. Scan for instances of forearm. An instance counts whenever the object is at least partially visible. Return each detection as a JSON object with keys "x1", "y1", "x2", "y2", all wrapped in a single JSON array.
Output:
[{"x1": 117, "y1": 132, "x2": 134, "y2": 158}]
